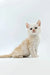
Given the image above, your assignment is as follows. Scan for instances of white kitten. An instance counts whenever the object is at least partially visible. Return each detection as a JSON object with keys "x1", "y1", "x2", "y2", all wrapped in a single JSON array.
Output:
[
  {"x1": 26, "y1": 20, "x2": 41, "y2": 57},
  {"x1": 0, "y1": 20, "x2": 41, "y2": 58}
]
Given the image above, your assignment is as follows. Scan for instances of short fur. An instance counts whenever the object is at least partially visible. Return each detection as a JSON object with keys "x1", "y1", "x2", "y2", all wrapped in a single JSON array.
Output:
[{"x1": 0, "y1": 20, "x2": 41, "y2": 58}]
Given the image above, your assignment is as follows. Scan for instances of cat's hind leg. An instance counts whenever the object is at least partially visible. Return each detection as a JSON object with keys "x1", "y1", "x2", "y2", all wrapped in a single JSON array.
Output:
[{"x1": 11, "y1": 49, "x2": 23, "y2": 58}]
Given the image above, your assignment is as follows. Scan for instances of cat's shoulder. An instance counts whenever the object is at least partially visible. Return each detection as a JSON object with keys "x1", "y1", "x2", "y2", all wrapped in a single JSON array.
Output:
[{"x1": 22, "y1": 38, "x2": 29, "y2": 44}]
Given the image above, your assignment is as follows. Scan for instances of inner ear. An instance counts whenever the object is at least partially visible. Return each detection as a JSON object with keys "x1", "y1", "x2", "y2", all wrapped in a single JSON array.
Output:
[
  {"x1": 37, "y1": 20, "x2": 41, "y2": 26},
  {"x1": 26, "y1": 23, "x2": 29, "y2": 28}
]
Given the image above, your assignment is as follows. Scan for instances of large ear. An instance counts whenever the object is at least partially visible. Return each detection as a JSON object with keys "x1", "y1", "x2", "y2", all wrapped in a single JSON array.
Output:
[
  {"x1": 37, "y1": 20, "x2": 41, "y2": 26},
  {"x1": 26, "y1": 23, "x2": 29, "y2": 28}
]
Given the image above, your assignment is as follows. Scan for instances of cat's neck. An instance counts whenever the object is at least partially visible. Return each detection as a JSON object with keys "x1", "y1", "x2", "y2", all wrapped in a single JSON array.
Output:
[{"x1": 28, "y1": 35, "x2": 39, "y2": 39}]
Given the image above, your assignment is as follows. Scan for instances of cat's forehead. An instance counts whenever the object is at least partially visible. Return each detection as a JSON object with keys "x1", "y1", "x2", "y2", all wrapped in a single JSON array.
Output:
[{"x1": 29, "y1": 23, "x2": 38, "y2": 27}]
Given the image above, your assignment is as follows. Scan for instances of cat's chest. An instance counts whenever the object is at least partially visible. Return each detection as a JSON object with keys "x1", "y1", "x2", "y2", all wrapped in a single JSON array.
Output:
[{"x1": 29, "y1": 37, "x2": 39, "y2": 47}]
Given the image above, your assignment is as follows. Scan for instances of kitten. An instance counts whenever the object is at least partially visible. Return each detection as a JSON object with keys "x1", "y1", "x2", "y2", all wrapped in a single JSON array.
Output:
[{"x1": 0, "y1": 20, "x2": 41, "y2": 58}]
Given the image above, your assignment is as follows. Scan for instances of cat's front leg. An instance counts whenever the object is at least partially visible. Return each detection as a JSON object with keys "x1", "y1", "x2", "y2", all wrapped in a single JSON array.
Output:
[
  {"x1": 33, "y1": 48, "x2": 39, "y2": 57},
  {"x1": 29, "y1": 47, "x2": 36, "y2": 57},
  {"x1": 29, "y1": 45, "x2": 38, "y2": 58}
]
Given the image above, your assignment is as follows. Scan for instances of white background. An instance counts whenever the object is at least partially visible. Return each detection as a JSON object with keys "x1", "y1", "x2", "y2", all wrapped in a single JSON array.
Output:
[{"x1": 0, "y1": 0, "x2": 50, "y2": 75}]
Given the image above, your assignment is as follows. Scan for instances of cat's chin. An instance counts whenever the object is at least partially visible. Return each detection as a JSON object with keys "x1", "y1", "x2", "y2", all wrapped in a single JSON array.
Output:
[
  {"x1": 32, "y1": 32, "x2": 40, "y2": 36},
  {"x1": 28, "y1": 32, "x2": 39, "y2": 36},
  {"x1": 30, "y1": 33, "x2": 38, "y2": 36}
]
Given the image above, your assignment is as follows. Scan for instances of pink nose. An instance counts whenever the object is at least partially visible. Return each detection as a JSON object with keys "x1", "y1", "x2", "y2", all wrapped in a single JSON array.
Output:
[{"x1": 33, "y1": 29, "x2": 35, "y2": 32}]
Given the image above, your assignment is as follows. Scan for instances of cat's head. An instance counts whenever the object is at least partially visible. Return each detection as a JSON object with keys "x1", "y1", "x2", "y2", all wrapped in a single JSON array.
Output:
[{"x1": 26, "y1": 20, "x2": 41, "y2": 36}]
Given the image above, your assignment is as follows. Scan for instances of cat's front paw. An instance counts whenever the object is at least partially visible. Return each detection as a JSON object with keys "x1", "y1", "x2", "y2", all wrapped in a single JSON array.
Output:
[{"x1": 32, "y1": 55, "x2": 39, "y2": 58}]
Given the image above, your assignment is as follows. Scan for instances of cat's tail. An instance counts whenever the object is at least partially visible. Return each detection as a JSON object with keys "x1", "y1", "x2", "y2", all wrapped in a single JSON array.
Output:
[{"x1": 0, "y1": 53, "x2": 12, "y2": 58}]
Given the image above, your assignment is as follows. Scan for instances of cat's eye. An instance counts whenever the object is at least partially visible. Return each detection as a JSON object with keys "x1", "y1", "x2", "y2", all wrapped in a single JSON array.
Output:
[
  {"x1": 30, "y1": 28, "x2": 32, "y2": 30},
  {"x1": 35, "y1": 27, "x2": 37, "y2": 29}
]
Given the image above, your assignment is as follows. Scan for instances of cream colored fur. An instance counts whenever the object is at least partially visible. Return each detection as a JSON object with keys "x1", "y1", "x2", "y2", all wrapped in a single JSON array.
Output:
[{"x1": 0, "y1": 20, "x2": 41, "y2": 58}]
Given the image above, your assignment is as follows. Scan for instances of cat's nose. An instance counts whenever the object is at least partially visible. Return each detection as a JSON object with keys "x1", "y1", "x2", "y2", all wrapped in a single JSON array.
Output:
[{"x1": 33, "y1": 29, "x2": 35, "y2": 32}]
